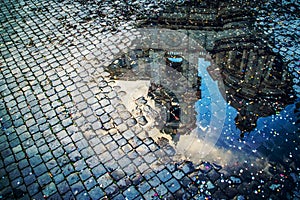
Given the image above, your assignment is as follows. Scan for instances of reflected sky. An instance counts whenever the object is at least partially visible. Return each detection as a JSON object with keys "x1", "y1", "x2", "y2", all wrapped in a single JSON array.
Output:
[
  {"x1": 175, "y1": 57, "x2": 299, "y2": 168},
  {"x1": 192, "y1": 56, "x2": 300, "y2": 166},
  {"x1": 109, "y1": 51, "x2": 297, "y2": 169}
]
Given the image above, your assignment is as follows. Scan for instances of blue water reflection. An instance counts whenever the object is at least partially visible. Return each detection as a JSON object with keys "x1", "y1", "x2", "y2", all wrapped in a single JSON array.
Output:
[{"x1": 195, "y1": 57, "x2": 299, "y2": 160}]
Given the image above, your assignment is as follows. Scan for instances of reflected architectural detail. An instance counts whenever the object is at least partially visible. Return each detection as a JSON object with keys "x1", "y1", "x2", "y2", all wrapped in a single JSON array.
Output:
[
  {"x1": 139, "y1": 0, "x2": 265, "y2": 30},
  {"x1": 107, "y1": 37, "x2": 295, "y2": 135},
  {"x1": 212, "y1": 36, "x2": 295, "y2": 133},
  {"x1": 106, "y1": 48, "x2": 201, "y2": 135},
  {"x1": 138, "y1": 0, "x2": 295, "y2": 134}
]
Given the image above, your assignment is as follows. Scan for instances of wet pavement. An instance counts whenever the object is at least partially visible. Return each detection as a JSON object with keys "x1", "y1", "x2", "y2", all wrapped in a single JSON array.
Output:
[{"x1": 0, "y1": 0, "x2": 300, "y2": 199}]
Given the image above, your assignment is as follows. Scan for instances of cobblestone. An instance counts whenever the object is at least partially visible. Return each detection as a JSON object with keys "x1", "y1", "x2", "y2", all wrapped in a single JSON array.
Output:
[
  {"x1": 89, "y1": 186, "x2": 105, "y2": 200},
  {"x1": 123, "y1": 186, "x2": 140, "y2": 200},
  {"x1": 97, "y1": 173, "x2": 113, "y2": 188},
  {"x1": 0, "y1": 0, "x2": 299, "y2": 199}
]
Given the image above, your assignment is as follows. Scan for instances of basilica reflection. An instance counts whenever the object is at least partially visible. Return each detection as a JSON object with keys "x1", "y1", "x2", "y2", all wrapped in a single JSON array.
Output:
[
  {"x1": 106, "y1": 39, "x2": 295, "y2": 140},
  {"x1": 211, "y1": 35, "x2": 295, "y2": 135},
  {"x1": 104, "y1": 0, "x2": 297, "y2": 138},
  {"x1": 132, "y1": 0, "x2": 296, "y2": 137},
  {"x1": 106, "y1": 43, "x2": 295, "y2": 139}
]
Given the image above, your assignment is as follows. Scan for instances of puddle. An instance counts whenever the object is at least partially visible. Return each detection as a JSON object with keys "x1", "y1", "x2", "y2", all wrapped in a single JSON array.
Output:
[{"x1": 105, "y1": 29, "x2": 298, "y2": 170}]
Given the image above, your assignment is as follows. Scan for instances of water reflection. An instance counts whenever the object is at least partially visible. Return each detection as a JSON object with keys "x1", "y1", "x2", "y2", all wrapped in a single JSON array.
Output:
[
  {"x1": 211, "y1": 36, "x2": 295, "y2": 135},
  {"x1": 107, "y1": 48, "x2": 200, "y2": 135},
  {"x1": 105, "y1": 29, "x2": 297, "y2": 167},
  {"x1": 107, "y1": 46, "x2": 295, "y2": 138}
]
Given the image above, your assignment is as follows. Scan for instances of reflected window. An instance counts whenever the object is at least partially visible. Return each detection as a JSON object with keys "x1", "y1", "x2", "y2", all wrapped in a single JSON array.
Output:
[
  {"x1": 165, "y1": 52, "x2": 184, "y2": 72},
  {"x1": 168, "y1": 103, "x2": 181, "y2": 125}
]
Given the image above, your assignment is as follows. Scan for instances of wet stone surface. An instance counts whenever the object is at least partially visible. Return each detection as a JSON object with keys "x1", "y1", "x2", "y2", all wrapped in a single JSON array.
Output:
[{"x1": 0, "y1": 0, "x2": 300, "y2": 199}]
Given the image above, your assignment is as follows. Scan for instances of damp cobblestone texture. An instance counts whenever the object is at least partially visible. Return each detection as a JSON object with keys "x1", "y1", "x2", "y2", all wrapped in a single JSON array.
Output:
[{"x1": 0, "y1": 0, "x2": 300, "y2": 199}]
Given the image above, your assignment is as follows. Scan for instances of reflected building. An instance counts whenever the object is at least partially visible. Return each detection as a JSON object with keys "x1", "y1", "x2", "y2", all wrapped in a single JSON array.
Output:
[
  {"x1": 136, "y1": 0, "x2": 295, "y2": 134},
  {"x1": 106, "y1": 48, "x2": 201, "y2": 135},
  {"x1": 211, "y1": 2, "x2": 295, "y2": 134},
  {"x1": 212, "y1": 35, "x2": 295, "y2": 133},
  {"x1": 138, "y1": 0, "x2": 267, "y2": 31}
]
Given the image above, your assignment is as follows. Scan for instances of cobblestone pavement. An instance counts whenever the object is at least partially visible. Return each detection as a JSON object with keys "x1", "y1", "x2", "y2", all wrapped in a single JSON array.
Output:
[{"x1": 0, "y1": 0, "x2": 300, "y2": 199}]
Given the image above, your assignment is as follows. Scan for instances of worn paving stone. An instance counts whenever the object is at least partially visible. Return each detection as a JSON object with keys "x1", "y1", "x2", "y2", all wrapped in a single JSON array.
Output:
[
  {"x1": 97, "y1": 173, "x2": 113, "y2": 188},
  {"x1": 67, "y1": 173, "x2": 80, "y2": 186},
  {"x1": 165, "y1": 178, "x2": 181, "y2": 193},
  {"x1": 37, "y1": 173, "x2": 52, "y2": 186},
  {"x1": 173, "y1": 170, "x2": 185, "y2": 180},
  {"x1": 123, "y1": 186, "x2": 140, "y2": 200},
  {"x1": 33, "y1": 163, "x2": 47, "y2": 177},
  {"x1": 27, "y1": 183, "x2": 40, "y2": 197},
  {"x1": 105, "y1": 183, "x2": 119, "y2": 197},
  {"x1": 149, "y1": 176, "x2": 161, "y2": 187},
  {"x1": 43, "y1": 182, "x2": 57, "y2": 198},
  {"x1": 57, "y1": 181, "x2": 70, "y2": 195},
  {"x1": 89, "y1": 186, "x2": 105, "y2": 200},
  {"x1": 70, "y1": 181, "x2": 85, "y2": 196},
  {"x1": 92, "y1": 164, "x2": 106, "y2": 178}
]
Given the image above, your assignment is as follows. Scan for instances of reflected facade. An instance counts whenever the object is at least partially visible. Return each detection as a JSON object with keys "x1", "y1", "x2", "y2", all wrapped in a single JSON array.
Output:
[{"x1": 212, "y1": 36, "x2": 295, "y2": 133}]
